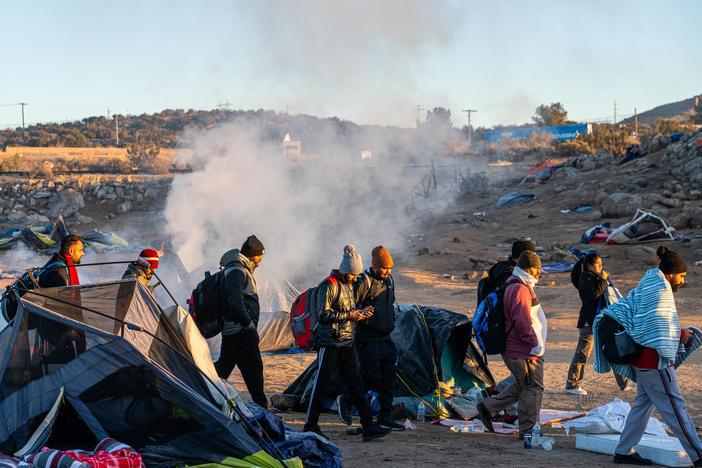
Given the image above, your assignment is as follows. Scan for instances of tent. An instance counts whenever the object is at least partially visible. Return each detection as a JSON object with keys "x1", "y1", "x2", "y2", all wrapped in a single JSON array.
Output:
[
  {"x1": 519, "y1": 159, "x2": 567, "y2": 185},
  {"x1": 0, "y1": 278, "x2": 339, "y2": 467},
  {"x1": 607, "y1": 209, "x2": 676, "y2": 244},
  {"x1": 282, "y1": 304, "x2": 494, "y2": 413}
]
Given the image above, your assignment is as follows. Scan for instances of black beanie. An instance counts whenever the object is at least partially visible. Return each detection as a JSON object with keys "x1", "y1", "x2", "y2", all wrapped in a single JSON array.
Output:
[
  {"x1": 517, "y1": 250, "x2": 541, "y2": 269},
  {"x1": 657, "y1": 246, "x2": 687, "y2": 274},
  {"x1": 241, "y1": 235, "x2": 265, "y2": 257},
  {"x1": 512, "y1": 238, "x2": 536, "y2": 259}
]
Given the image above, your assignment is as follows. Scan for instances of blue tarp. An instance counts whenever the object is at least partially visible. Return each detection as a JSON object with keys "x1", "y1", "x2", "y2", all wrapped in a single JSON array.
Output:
[
  {"x1": 485, "y1": 123, "x2": 592, "y2": 143},
  {"x1": 496, "y1": 192, "x2": 535, "y2": 208}
]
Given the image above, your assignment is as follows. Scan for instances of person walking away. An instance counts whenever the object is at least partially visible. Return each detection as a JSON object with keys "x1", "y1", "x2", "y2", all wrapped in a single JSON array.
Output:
[
  {"x1": 595, "y1": 247, "x2": 702, "y2": 466},
  {"x1": 213, "y1": 235, "x2": 268, "y2": 409},
  {"x1": 477, "y1": 237, "x2": 536, "y2": 306},
  {"x1": 122, "y1": 249, "x2": 160, "y2": 291},
  {"x1": 347, "y1": 246, "x2": 404, "y2": 431},
  {"x1": 476, "y1": 250, "x2": 546, "y2": 437},
  {"x1": 304, "y1": 245, "x2": 392, "y2": 442},
  {"x1": 566, "y1": 253, "x2": 630, "y2": 395}
]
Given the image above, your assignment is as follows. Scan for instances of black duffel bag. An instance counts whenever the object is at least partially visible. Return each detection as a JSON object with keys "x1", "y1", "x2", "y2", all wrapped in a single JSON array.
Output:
[{"x1": 597, "y1": 314, "x2": 644, "y2": 364}]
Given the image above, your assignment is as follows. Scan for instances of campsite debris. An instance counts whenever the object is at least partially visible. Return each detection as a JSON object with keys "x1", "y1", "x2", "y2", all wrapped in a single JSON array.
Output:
[
  {"x1": 346, "y1": 427, "x2": 363, "y2": 435},
  {"x1": 417, "y1": 401, "x2": 426, "y2": 423},
  {"x1": 528, "y1": 213, "x2": 538, "y2": 218},
  {"x1": 463, "y1": 272, "x2": 478, "y2": 280},
  {"x1": 560, "y1": 209, "x2": 571, "y2": 214},
  {"x1": 453, "y1": 237, "x2": 462, "y2": 243},
  {"x1": 450, "y1": 422, "x2": 485, "y2": 433},
  {"x1": 417, "y1": 247, "x2": 429, "y2": 256},
  {"x1": 576, "y1": 206, "x2": 593, "y2": 212},
  {"x1": 473, "y1": 211, "x2": 486, "y2": 217},
  {"x1": 496, "y1": 192, "x2": 535, "y2": 208},
  {"x1": 443, "y1": 274, "x2": 454, "y2": 280},
  {"x1": 607, "y1": 209, "x2": 676, "y2": 244},
  {"x1": 695, "y1": 261, "x2": 702, "y2": 266},
  {"x1": 481, "y1": 271, "x2": 489, "y2": 279},
  {"x1": 404, "y1": 419, "x2": 417, "y2": 430},
  {"x1": 524, "y1": 433, "x2": 532, "y2": 448}
]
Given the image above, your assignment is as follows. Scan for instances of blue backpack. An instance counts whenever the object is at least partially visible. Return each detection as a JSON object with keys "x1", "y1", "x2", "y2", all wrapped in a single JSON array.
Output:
[{"x1": 472, "y1": 278, "x2": 522, "y2": 355}]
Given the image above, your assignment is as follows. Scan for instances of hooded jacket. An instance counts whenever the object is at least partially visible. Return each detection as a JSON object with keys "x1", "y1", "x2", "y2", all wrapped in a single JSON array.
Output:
[
  {"x1": 354, "y1": 268, "x2": 396, "y2": 341},
  {"x1": 220, "y1": 249, "x2": 260, "y2": 331},
  {"x1": 121, "y1": 259, "x2": 153, "y2": 288},
  {"x1": 311, "y1": 269, "x2": 357, "y2": 348},
  {"x1": 577, "y1": 269, "x2": 607, "y2": 328},
  {"x1": 38, "y1": 251, "x2": 78, "y2": 288},
  {"x1": 502, "y1": 268, "x2": 547, "y2": 360}
]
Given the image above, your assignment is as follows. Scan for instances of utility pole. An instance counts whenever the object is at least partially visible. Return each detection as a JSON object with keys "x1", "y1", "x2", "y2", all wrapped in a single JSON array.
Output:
[
  {"x1": 414, "y1": 105, "x2": 424, "y2": 127},
  {"x1": 114, "y1": 114, "x2": 119, "y2": 146},
  {"x1": 634, "y1": 107, "x2": 638, "y2": 139},
  {"x1": 18, "y1": 102, "x2": 27, "y2": 129},
  {"x1": 613, "y1": 99, "x2": 617, "y2": 125},
  {"x1": 461, "y1": 109, "x2": 477, "y2": 147}
]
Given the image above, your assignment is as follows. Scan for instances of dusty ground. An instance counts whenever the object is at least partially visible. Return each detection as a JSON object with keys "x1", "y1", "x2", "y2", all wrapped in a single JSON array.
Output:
[{"x1": 222, "y1": 158, "x2": 702, "y2": 467}]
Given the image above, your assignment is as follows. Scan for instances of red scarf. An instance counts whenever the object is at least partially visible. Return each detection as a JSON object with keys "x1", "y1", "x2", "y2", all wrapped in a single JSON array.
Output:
[{"x1": 60, "y1": 250, "x2": 81, "y2": 286}]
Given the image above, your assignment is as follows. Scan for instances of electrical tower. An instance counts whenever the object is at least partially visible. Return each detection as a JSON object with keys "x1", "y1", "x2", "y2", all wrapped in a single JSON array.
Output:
[{"x1": 414, "y1": 105, "x2": 425, "y2": 127}]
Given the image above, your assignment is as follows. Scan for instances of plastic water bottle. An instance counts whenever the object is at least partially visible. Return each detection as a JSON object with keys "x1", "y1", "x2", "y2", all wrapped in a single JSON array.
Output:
[
  {"x1": 416, "y1": 401, "x2": 425, "y2": 423},
  {"x1": 532, "y1": 422, "x2": 541, "y2": 446}
]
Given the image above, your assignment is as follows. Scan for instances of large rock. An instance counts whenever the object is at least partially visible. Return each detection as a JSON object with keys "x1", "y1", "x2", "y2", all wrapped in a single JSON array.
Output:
[
  {"x1": 600, "y1": 193, "x2": 642, "y2": 218},
  {"x1": 669, "y1": 212, "x2": 690, "y2": 230},
  {"x1": 47, "y1": 188, "x2": 85, "y2": 218}
]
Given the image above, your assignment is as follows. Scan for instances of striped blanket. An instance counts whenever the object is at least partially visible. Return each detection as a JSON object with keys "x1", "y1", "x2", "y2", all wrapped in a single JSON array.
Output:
[
  {"x1": 593, "y1": 268, "x2": 682, "y2": 382},
  {"x1": 0, "y1": 439, "x2": 142, "y2": 468}
]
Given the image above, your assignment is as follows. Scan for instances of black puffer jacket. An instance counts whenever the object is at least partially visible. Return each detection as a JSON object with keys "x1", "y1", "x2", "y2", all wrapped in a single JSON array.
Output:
[
  {"x1": 311, "y1": 270, "x2": 356, "y2": 348},
  {"x1": 354, "y1": 268, "x2": 395, "y2": 341},
  {"x1": 220, "y1": 250, "x2": 260, "y2": 328},
  {"x1": 38, "y1": 252, "x2": 74, "y2": 288},
  {"x1": 577, "y1": 269, "x2": 607, "y2": 328}
]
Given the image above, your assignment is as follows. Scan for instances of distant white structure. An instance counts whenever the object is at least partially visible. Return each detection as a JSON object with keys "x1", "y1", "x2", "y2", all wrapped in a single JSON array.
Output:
[
  {"x1": 361, "y1": 150, "x2": 372, "y2": 160},
  {"x1": 282, "y1": 133, "x2": 302, "y2": 157}
]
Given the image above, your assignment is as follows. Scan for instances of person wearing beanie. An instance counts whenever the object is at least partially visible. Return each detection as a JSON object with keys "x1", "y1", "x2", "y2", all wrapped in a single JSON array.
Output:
[
  {"x1": 477, "y1": 250, "x2": 547, "y2": 438},
  {"x1": 304, "y1": 245, "x2": 392, "y2": 442},
  {"x1": 593, "y1": 246, "x2": 701, "y2": 466},
  {"x1": 122, "y1": 249, "x2": 160, "y2": 288},
  {"x1": 334, "y1": 246, "x2": 404, "y2": 431},
  {"x1": 213, "y1": 236, "x2": 268, "y2": 409},
  {"x1": 477, "y1": 237, "x2": 537, "y2": 306}
]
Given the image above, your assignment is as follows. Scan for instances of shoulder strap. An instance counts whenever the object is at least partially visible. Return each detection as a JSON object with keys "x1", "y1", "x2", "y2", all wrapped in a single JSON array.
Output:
[
  {"x1": 38, "y1": 260, "x2": 68, "y2": 281},
  {"x1": 325, "y1": 275, "x2": 342, "y2": 307}
]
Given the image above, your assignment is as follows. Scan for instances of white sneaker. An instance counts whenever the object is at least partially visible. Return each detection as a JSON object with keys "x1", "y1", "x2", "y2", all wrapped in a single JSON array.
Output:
[
  {"x1": 624, "y1": 381, "x2": 637, "y2": 391},
  {"x1": 566, "y1": 387, "x2": 587, "y2": 396}
]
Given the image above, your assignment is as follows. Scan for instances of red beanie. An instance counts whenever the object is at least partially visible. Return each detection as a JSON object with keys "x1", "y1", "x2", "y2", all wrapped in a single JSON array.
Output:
[{"x1": 138, "y1": 249, "x2": 159, "y2": 269}]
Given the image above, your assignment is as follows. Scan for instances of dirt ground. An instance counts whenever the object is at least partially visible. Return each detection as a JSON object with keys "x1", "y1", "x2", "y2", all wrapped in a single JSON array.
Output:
[{"x1": 221, "y1": 160, "x2": 702, "y2": 467}]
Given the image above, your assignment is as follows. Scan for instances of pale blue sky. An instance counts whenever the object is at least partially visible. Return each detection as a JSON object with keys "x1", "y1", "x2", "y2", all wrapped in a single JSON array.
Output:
[{"x1": 1, "y1": 0, "x2": 700, "y2": 130}]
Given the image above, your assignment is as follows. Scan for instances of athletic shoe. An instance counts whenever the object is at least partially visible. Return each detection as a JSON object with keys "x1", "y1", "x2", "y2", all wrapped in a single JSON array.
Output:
[
  {"x1": 566, "y1": 387, "x2": 587, "y2": 396},
  {"x1": 624, "y1": 381, "x2": 637, "y2": 391},
  {"x1": 362, "y1": 424, "x2": 392, "y2": 441},
  {"x1": 303, "y1": 424, "x2": 328, "y2": 440},
  {"x1": 377, "y1": 416, "x2": 405, "y2": 431},
  {"x1": 613, "y1": 452, "x2": 652, "y2": 465},
  {"x1": 476, "y1": 402, "x2": 494, "y2": 433},
  {"x1": 336, "y1": 394, "x2": 352, "y2": 425}
]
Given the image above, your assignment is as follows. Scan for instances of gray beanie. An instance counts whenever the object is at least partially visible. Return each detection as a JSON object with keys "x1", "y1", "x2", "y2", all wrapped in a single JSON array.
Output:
[{"x1": 339, "y1": 244, "x2": 363, "y2": 275}]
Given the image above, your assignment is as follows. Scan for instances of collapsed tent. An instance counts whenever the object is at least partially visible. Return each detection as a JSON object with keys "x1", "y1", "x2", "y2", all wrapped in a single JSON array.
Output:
[
  {"x1": 282, "y1": 304, "x2": 494, "y2": 412},
  {"x1": 519, "y1": 159, "x2": 567, "y2": 185},
  {"x1": 0, "y1": 278, "x2": 339, "y2": 468},
  {"x1": 496, "y1": 192, "x2": 535, "y2": 208},
  {"x1": 607, "y1": 209, "x2": 676, "y2": 244}
]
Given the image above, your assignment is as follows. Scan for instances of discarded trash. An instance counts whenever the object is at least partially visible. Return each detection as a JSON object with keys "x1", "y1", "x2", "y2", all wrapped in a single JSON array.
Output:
[
  {"x1": 539, "y1": 435, "x2": 555, "y2": 451},
  {"x1": 473, "y1": 211, "x2": 486, "y2": 217},
  {"x1": 346, "y1": 426, "x2": 362, "y2": 435},
  {"x1": 695, "y1": 260, "x2": 702, "y2": 266},
  {"x1": 417, "y1": 401, "x2": 425, "y2": 423},
  {"x1": 576, "y1": 206, "x2": 593, "y2": 212},
  {"x1": 404, "y1": 419, "x2": 417, "y2": 430},
  {"x1": 560, "y1": 209, "x2": 571, "y2": 214},
  {"x1": 524, "y1": 433, "x2": 532, "y2": 449},
  {"x1": 496, "y1": 192, "x2": 535, "y2": 208},
  {"x1": 443, "y1": 274, "x2": 455, "y2": 280},
  {"x1": 450, "y1": 422, "x2": 484, "y2": 433}
]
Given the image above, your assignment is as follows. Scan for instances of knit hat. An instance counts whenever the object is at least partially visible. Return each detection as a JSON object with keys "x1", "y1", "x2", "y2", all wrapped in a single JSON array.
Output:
[
  {"x1": 138, "y1": 249, "x2": 159, "y2": 269},
  {"x1": 372, "y1": 245, "x2": 393, "y2": 270},
  {"x1": 517, "y1": 250, "x2": 541, "y2": 269},
  {"x1": 657, "y1": 246, "x2": 687, "y2": 274},
  {"x1": 241, "y1": 235, "x2": 265, "y2": 258},
  {"x1": 339, "y1": 244, "x2": 363, "y2": 275},
  {"x1": 512, "y1": 237, "x2": 536, "y2": 260}
]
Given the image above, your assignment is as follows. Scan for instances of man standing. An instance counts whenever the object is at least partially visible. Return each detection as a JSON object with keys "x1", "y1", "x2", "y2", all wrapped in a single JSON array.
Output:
[
  {"x1": 596, "y1": 247, "x2": 702, "y2": 466},
  {"x1": 304, "y1": 244, "x2": 391, "y2": 442},
  {"x1": 213, "y1": 235, "x2": 268, "y2": 409},
  {"x1": 38, "y1": 234, "x2": 84, "y2": 287},
  {"x1": 476, "y1": 250, "x2": 547, "y2": 437},
  {"x1": 346, "y1": 245, "x2": 404, "y2": 431}
]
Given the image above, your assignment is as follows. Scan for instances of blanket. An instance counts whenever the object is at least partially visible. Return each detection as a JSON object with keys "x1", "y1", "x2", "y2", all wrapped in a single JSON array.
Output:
[{"x1": 0, "y1": 439, "x2": 142, "y2": 468}]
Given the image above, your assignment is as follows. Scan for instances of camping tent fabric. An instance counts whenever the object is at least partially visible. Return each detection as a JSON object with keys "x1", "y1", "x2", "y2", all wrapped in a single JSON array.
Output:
[
  {"x1": 519, "y1": 159, "x2": 567, "y2": 184},
  {"x1": 607, "y1": 209, "x2": 675, "y2": 244},
  {"x1": 496, "y1": 192, "x2": 535, "y2": 208},
  {"x1": 0, "y1": 280, "x2": 311, "y2": 468},
  {"x1": 283, "y1": 304, "x2": 493, "y2": 410}
]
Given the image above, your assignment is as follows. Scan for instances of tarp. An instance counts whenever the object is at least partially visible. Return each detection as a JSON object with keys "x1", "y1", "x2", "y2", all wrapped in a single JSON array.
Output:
[
  {"x1": 607, "y1": 209, "x2": 675, "y2": 244},
  {"x1": 496, "y1": 192, "x2": 535, "y2": 208},
  {"x1": 282, "y1": 304, "x2": 494, "y2": 411},
  {"x1": 519, "y1": 159, "x2": 567, "y2": 185}
]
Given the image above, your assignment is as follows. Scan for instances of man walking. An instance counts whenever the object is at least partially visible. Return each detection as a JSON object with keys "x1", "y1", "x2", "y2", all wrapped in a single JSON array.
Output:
[
  {"x1": 304, "y1": 244, "x2": 392, "y2": 442},
  {"x1": 476, "y1": 250, "x2": 547, "y2": 437},
  {"x1": 595, "y1": 246, "x2": 702, "y2": 466},
  {"x1": 213, "y1": 235, "x2": 268, "y2": 409},
  {"x1": 477, "y1": 237, "x2": 536, "y2": 305}
]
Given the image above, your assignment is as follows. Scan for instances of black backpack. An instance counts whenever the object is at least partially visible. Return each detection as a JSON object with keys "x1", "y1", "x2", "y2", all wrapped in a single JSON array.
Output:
[
  {"x1": 597, "y1": 315, "x2": 643, "y2": 364},
  {"x1": 2, "y1": 261, "x2": 66, "y2": 323},
  {"x1": 188, "y1": 266, "x2": 232, "y2": 338},
  {"x1": 476, "y1": 260, "x2": 514, "y2": 306},
  {"x1": 472, "y1": 278, "x2": 522, "y2": 355}
]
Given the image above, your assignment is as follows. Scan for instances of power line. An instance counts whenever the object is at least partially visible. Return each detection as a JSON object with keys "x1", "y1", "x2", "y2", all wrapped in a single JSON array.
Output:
[{"x1": 460, "y1": 109, "x2": 477, "y2": 147}]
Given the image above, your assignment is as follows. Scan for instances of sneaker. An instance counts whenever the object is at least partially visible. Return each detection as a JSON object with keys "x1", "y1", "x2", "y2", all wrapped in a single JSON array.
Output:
[
  {"x1": 377, "y1": 416, "x2": 406, "y2": 431},
  {"x1": 476, "y1": 402, "x2": 495, "y2": 433},
  {"x1": 336, "y1": 395, "x2": 352, "y2": 425},
  {"x1": 566, "y1": 387, "x2": 587, "y2": 396},
  {"x1": 362, "y1": 424, "x2": 392, "y2": 441},
  {"x1": 693, "y1": 457, "x2": 702, "y2": 467},
  {"x1": 623, "y1": 381, "x2": 637, "y2": 391},
  {"x1": 613, "y1": 452, "x2": 652, "y2": 465},
  {"x1": 303, "y1": 424, "x2": 328, "y2": 439}
]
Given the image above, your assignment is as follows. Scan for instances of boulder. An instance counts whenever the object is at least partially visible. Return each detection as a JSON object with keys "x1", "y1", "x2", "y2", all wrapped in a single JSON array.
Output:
[
  {"x1": 583, "y1": 209, "x2": 602, "y2": 222},
  {"x1": 600, "y1": 193, "x2": 642, "y2": 218},
  {"x1": 115, "y1": 201, "x2": 132, "y2": 214},
  {"x1": 47, "y1": 188, "x2": 85, "y2": 218},
  {"x1": 669, "y1": 212, "x2": 690, "y2": 230}
]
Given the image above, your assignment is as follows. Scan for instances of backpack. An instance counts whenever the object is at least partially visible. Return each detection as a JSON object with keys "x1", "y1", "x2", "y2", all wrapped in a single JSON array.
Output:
[
  {"x1": 188, "y1": 266, "x2": 233, "y2": 338},
  {"x1": 596, "y1": 314, "x2": 643, "y2": 364},
  {"x1": 472, "y1": 278, "x2": 522, "y2": 355},
  {"x1": 2, "y1": 261, "x2": 66, "y2": 322},
  {"x1": 476, "y1": 260, "x2": 514, "y2": 306},
  {"x1": 290, "y1": 276, "x2": 337, "y2": 350}
]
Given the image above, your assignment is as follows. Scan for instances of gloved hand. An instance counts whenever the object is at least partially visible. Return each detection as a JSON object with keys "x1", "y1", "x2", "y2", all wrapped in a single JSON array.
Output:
[{"x1": 222, "y1": 320, "x2": 244, "y2": 336}]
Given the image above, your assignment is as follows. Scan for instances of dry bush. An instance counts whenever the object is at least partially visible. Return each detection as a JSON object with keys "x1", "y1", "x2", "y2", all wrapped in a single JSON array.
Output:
[{"x1": 555, "y1": 138, "x2": 595, "y2": 157}]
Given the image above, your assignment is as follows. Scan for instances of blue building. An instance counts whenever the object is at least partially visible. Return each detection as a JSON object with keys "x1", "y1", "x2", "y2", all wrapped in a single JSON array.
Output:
[{"x1": 484, "y1": 123, "x2": 592, "y2": 143}]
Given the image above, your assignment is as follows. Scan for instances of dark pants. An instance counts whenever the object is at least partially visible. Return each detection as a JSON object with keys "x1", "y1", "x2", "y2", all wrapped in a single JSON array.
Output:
[
  {"x1": 214, "y1": 330, "x2": 267, "y2": 408},
  {"x1": 567, "y1": 326, "x2": 630, "y2": 390},
  {"x1": 356, "y1": 338, "x2": 398, "y2": 418},
  {"x1": 306, "y1": 345, "x2": 374, "y2": 428}
]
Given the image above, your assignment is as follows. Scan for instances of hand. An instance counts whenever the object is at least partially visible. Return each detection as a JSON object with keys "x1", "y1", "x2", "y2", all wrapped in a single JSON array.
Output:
[
  {"x1": 360, "y1": 306, "x2": 374, "y2": 320},
  {"x1": 601, "y1": 271, "x2": 609, "y2": 280}
]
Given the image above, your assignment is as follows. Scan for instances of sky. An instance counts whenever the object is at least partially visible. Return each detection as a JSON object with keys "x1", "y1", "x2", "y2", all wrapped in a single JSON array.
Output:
[{"x1": 1, "y1": 0, "x2": 701, "y2": 130}]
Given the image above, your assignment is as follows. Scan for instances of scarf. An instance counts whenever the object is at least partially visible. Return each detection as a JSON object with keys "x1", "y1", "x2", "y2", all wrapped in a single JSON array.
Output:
[
  {"x1": 593, "y1": 268, "x2": 680, "y2": 381},
  {"x1": 60, "y1": 250, "x2": 80, "y2": 286},
  {"x1": 511, "y1": 266, "x2": 547, "y2": 356}
]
